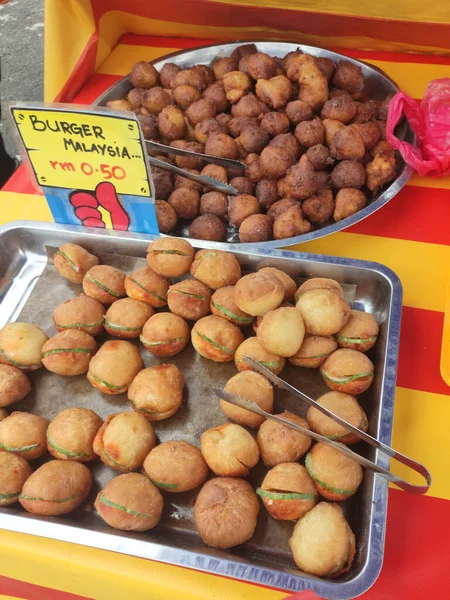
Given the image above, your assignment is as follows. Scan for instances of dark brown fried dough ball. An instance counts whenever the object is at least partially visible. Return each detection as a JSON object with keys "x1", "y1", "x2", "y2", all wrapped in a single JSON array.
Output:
[
  {"x1": 352, "y1": 102, "x2": 372, "y2": 123},
  {"x1": 269, "y1": 132, "x2": 301, "y2": 160},
  {"x1": 231, "y1": 43, "x2": 258, "y2": 60},
  {"x1": 157, "y1": 106, "x2": 186, "y2": 140},
  {"x1": 127, "y1": 88, "x2": 145, "y2": 109},
  {"x1": 42, "y1": 330, "x2": 97, "y2": 375},
  {"x1": 295, "y1": 118, "x2": 325, "y2": 148},
  {"x1": 130, "y1": 61, "x2": 159, "y2": 89},
  {"x1": 321, "y1": 95, "x2": 356, "y2": 124},
  {"x1": 330, "y1": 125, "x2": 365, "y2": 160},
  {"x1": 239, "y1": 214, "x2": 273, "y2": 243},
  {"x1": 260, "y1": 146, "x2": 295, "y2": 179},
  {"x1": 315, "y1": 170, "x2": 332, "y2": 190},
  {"x1": 107, "y1": 99, "x2": 132, "y2": 111},
  {"x1": 378, "y1": 94, "x2": 393, "y2": 120},
  {"x1": 315, "y1": 57, "x2": 336, "y2": 81},
  {"x1": 200, "y1": 191, "x2": 228, "y2": 219},
  {"x1": 223, "y1": 71, "x2": 252, "y2": 104},
  {"x1": 322, "y1": 118, "x2": 344, "y2": 146},
  {"x1": 261, "y1": 112, "x2": 290, "y2": 136},
  {"x1": 231, "y1": 93, "x2": 267, "y2": 119},
  {"x1": 238, "y1": 55, "x2": 251, "y2": 75},
  {"x1": 284, "y1": 155, "x2": 317, "y2": 200},
  {"x1": 0, "y1": 365, "x2": 30, "y2": 408},
  {"x1": 194, "y1": 118, "x2": 224, "y2": 144},
  {"x1": 203, "y1": 82, "x2": 230, "y2": 113},
  {"x1": 283, "y1": 50, "x2": 303, "y2": 72},
  {"x1": 141, "y1": 87, "x2": 172, "y2": 115},
  {"x1": 186, "y1": 98, "x2": 217, "y2": 126},
  {"x1": 334, "y1": 188, "x2": 367, "y2": 221},
  {"x1": 192, "y1": 64, "x2": 215, "y2": 88},
  {"x1": 229, "y1": 176, "x2": 254, "y2": 195},
  {"x1": 247, "y1": 52, "x2": 277, "y2": 80},
  {"x1": 168, "y1": 188, "x2": 200, "y2": 220},
  {"x1": 332, "y1": 60, "x2": 364, "y2": 94},
  {"x1": 302, "y1": 189, "x2": 335, "y2": 224},
  {"x1": 228, "y1": 194, "x2": 260, "y2": 227},
  {"x1": 238, "y1": 125, "x2": 270, "y2": 154},
  {"x1": 140, "y1": 313, "x2": 189, "y2": 357},
  {"x1": 376, "y1": 120, "x2": 387, "y2": 140},
  {"x1": 160, "y1": 62, "x2": 181, "y2": 88},
  {"x1": 212, "y1": 56, "x2": 239, "y2": 80},
  {"x1": 353, "y1": 122, "x2": 381, "y2": 151},
  {"x1": 173, "y1": 84, "x2": 200, "y2": 110},
  {"x1": 154, "y1": 200, "x2": 177, "y2": 233},
  {"x1": 201, "y1": 164, "x2": 227, "y2": 190},
  {"x1": 173, "y1": 141, "x2": 205, "y2": 171},
  {"x1": 256, "y1": 75, "x2": 292, "y2": 110},
  {"x1": 267, "y1": 197, "x2": 299, "y2": 219},
  {"x1": 167, "y1": 279, "x2": 211, "y2": 321},
  {"x1": 54, "y1": 243, "x2": 99, "y2": 284},
  {"x1": 255, "y1": 179, "x2": 278, "y2": 208},
  {"x1": 331, "y1": 160, "x2": 365, "y2": 189},
  {"x1": 172, "y1": 68, "x2": 205, "y2": 92},
  {"x1": 364, "y1": 99, "x2": 381, "y2": 119},
  {"x1": 285, "y1": 100, "x2": 313, "y2": 126},
  {"x1": 306, "y1": 144, "x2": 334, "y2": 170},
  {"x1": 137, "y1": 114, "x2": 158, "y2": 139},
  {"x1": 329, "y1": 88, "x2": 351, "y2": 99},
  {"x1": 273, "y1": 204, "x2": 311, "y2": 240},
  {"x1": 152, "y1": 169, "x2": 173, "y2": 200},
  {"x1": 244, "y1": 153, "x2": 264, "y2": 183},
  {"x1": 190, "y1": 249, "x2": 241, "y2": 289},
  {"x1": 0, "y1": 453, "x2": 32, "y2": 506},
  {"x1": 205, "y1": 132, "x2": 239, "y2": 159},
  {"x1": 189, "y1": 215, "x2": 227, "y2": 241},
  {"x1": 228, "y1": 116, "x2": 259, "y2": 138}
]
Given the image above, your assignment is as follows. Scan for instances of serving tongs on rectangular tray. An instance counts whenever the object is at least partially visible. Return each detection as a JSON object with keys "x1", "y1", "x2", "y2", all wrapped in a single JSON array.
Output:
[
  {"x1": 214, "y1": 357, "x2": 432, "y2": 495},
  {"x1": 145, "y1": 139, "x2": 246, "y2": 196}
]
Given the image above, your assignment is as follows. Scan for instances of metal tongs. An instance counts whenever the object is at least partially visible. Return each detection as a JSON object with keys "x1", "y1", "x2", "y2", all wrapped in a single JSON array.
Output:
[
  {"x1": 214, "y1": 357, "x2": 432, "y2": 495},
  {"x1": 145, "y1": 139, "x2": 246, "y2": 196}
]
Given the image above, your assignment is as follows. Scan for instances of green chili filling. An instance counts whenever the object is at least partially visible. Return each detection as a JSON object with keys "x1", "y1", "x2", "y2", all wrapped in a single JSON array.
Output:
[
  {"x1": 140, "y1": 336, "x2": 184, "y2": 346},
  {"x1": 256, "y1": 488, "x2": 316, "y2": 501},
  {"x1": 0, "y1": 442, "x2": 39, "y2": 453},
  {"x1": 149, "y1": 479, "x2": 178, "y2": 490},
  {"x1": 90, "y1": 374, "x2": 126, "y2": 390},
  {"x1": 168, "y1": 289, "x2": 208, "y2": 301},
  {"x1": 86, "y1": 273, "x2": 124, "y2": 298},
  {"x1": 212, "y1": 301, "x2": 254, "y2": 323},
  {"x1": 321, "y1": 371, "x2": 374, "y2": 384},
  {"x1": 305, "y1": 453, "x2": 357, "y2": 495},
  {"x1": 336, "y1": 335, "x2": 377, "y2": 344},
  {"x1": 20, "y1": 494, "x2": 84, "y2": 503},
  {"x1": 151, "y1": 249, "x2": 190, "y2": 256},
  {"x1": 55, "y1": 320, "x2": 104, "y2": 330},
  {"x1": 42, "y1": 348, "x2": 92, "y2": 358},
  {"x1": 128, "y1": 276, "x2": 167, "y2": 303},
  {"x1": 0, "y1": 491, "x2": 21, "y2": 500},
  {"x1": 235, "y1": 358, "x2": 280, "y2": 369},
  {"x1": 304, "y1": 352, "x2": 332, "y2": 360},
  {"x1": 197, "y1": 252, "x2": 218, "y2": 260},
  {"x1": 98, "y1": 493, "x2": 152, "y2": 517},
  {"x1": 46, "y1": 432, "x2": 88, "y2": 458},
  {"x1": 104, "y1": 447, "x2": 125, "y2": 469},
  {"x1": 55, "y1": 250, "x2": 79, "y2": 272},
  {"x1": 0, "y1": 347, "x2": 36, "y2": 369},
  {"x1": 104, "y1": 319, "x2": 142, "y2": 332},
  {"x1": 129, "y1": 399, "x2": 161, "y2": 416},
  {"x1": 194, "y1": 331, "x2": 233, "y2": 354}
]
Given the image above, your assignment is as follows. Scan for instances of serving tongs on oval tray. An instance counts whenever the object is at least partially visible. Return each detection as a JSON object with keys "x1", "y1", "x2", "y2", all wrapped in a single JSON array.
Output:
[
  {"x1": 145, "y1": 139, "x2": 245, "y2": 195},
  {"x1": 214, "y1": 357, "x2": 432, "y2": 495}
]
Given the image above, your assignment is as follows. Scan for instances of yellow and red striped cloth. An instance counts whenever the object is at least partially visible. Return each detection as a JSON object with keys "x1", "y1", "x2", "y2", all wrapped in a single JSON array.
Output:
[{"x1": 1, "y1": 23, "x2": 450, "y2": 600}]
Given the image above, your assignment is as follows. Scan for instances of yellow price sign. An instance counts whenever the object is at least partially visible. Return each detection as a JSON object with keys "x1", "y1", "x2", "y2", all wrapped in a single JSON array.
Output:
[{"x1": 11, "y1": 107, "x2": 151, "y2": 198}]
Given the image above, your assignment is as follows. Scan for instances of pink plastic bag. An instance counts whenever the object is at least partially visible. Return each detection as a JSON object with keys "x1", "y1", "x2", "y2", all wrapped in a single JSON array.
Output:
[{"x1": 386, "y1": 78, "x2": 450, "y2": 177}]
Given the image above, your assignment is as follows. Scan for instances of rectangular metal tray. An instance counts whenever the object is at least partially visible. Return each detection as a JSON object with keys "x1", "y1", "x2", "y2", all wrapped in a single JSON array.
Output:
[{"x1": 0, "y1": 221, "x2": 402, "y2": 599}]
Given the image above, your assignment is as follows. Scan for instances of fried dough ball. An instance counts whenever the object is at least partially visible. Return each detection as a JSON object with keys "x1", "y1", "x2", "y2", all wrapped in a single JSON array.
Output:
[
  {"x1": 167, "y1": 279, "x2": 211, "y2": 321},
  {"x1": 267, "y1": 197, "x2": 298, "y2": 219},
  {"x1": 269, "y1": 132, "x2": 301, "y2": 160},
  {"x1": 201, "y1": 165, "x2": 228, "y2": 191},
  {"x1": 330, "y1": 125, "x2": 365, "y2": 160},
  {"x1": 315, "y1": 170, "x2": 332, "y2": 191},
  {"x1": 370, "y1": 140, "x2": 394, "y2": 158},
  {"x1": 173, "y1": 84, "x2": 200, "y2": 110},
  {"x1": 365, "y1": 155, "x2": 397, "y2": 192},
  {"x1": 321, "y1": 96, "x2": 356, "y2": 124},
  {"x1": 41, "y1": 330, "x2": 96, "y2": 375},
  {"x1": 287, "y1": 54, "x2": 328, "y2": 112},
  {"x1": 215, "y1": 112, "x2": 233, "y2": 133},
  {"x1": 53, "y1": 295, "x2": 105, "y2": 337},
  {"x1": 296, "y1": 288, "x2": 350, "y2": 336},
  {"x1": 199, "y1": 191, "x2": 228, "y2": 219},
  {"x1": 93, "y1": 411, "x2": 155, "y2": 472},
  {"x1": 143, "y1": 441, "x2": 208, "y2": 492},
  {"x1": 302, "y1": 189, "x2": 334, "y2": 224},
  {"x1": 193, "y1": 64, "x2": 215, "y2": 88},
  {"x1": 106, "y1": 98, "x2": 132, "y2": 112},
  {"x1": 220, "y1": 371, "x2": 273, "y2": 428},
  {"x1": 147, "y1": 238, "x2": 194, "y2": 278},
  {"x1": 20, "y1": 460, "x2": 92, "y2": 516},
  {"x1": 231, "y1": 43, "x2": 258, "y2": 60},
  {"x1": 285, "y1": 100, "x2": 313, "y2": 126},
  {"x1": 235, "y1": 337, "x2": 285, "y2": 375},
  {"x1": 256, "y1": 76, "x2": 292, "y2": 110},
  {"x1": 305, "y1": 144, "x2": 333, "y2": 170},
  {"x1": 289, "y1": 334, "x2": 338, "y2": 368},
  {"x1": 235, "y1": 271, "x2": 284, "y2": 316},
  {"x1": 273, "y1": 204, "x2": 311, "y2": 239},
  {"x1": 140, "y1": 313, "x2": 189, "y2": 357},
  {"x1": 125, "y1": 266, "x2": 169, "y2": 309},
  {"x1": 334, "y1": 188, "x2": 367, "y2": 221},
  {"x1": 104, "y1": 298, "x2": 153, "y2": 339},
  {"x1": 203, "y1": 82, "x2": 230, "y2": 113},
  {"x1": 0, "y1": 453, "x2": 32, "y2": 506},
  {"x1": 331, "y1": 160, "x2": 365, "y2": 189},
  {"x1": 152, "y1": 169, "x2": 173, "y2": 200},
  {"x1": 245, "y1": 153, "x2": 264, "y2": 183},
  {"x1": 295, "y1": 277, "x2": 343, "y2": 302},
  {"x1": 191, "y1": 315, "x2": 244, "y2": 362},
  {"x1": 254, "y1": 179, "x2": 276, "y2": 208},
  {"x1": 239, "y1": 214, "x2": 273, "y2": 243},
  {"x1": 257, "y1": 267, "x2": 296, "y2": 303},
  {"x1": 210, "y1": 286, "x2": 254, "y2": 327},
  {"x1": 87, "y1": 340, "x2": 143, "y2": 395},
  {"x1": 137, "y1": 114, "x2": 158, "y2": 139},
  {"x1": 127, "y1": 88, "x2": 145, "y2": 109},
  {"x1": 185, "y1": 98, "x2": 217, "y2": 126},
  {"x1": 204, "y1": 132, "x2": 239, "y2": 159},
  {"x1": 130, "y1": 61, "x2": 159, "y2": 89},
  {"x1": 295, "y1": 118, "x2": 325, "y2": 148},
  {"x1": 229, "y1": 176, "x2": 254, "y2": 196},
  {"x1": 332, "y1": 61, "x2": 364, "y2": 94},
  {"x1": 128, "y1": 364, "x2": 184, "y2": 420},
  {"x1": 315, "y1": 57, "x2": 336, "y2": 81},
  {"x1": 363, "y1": 99, "x2": 380, "y2": 119},
  {"x1": 154, "y1": 199, "x2": 177, "y2": 233},
  {"x1": 157, "y1": 105, "x2": 186, "y2": 140},
  {"x1": 306, "y1": 442, "x2": 363, "y2": 501},
  {"x1": 238, "y1": 125, "x2": 270, "y2": 154},
  {"x1": 337, "y1": 309, "x2": 379, "y2": 352},
  {"x1": 95, "y1": 473, "x2": 163, "y2": 531},
  {"x1": 320, "y1": 348, "x2": 374, "y2": 395},
  {"x1": 83, "y1": 265, "x2": 126, "y2": 305},
  {"x1": 282, "y1": 49, "x2": 303, "y2": 71},
  {"x1": 351, "y1": 102, "x2": 372, "y2": 123},
  {"x1": 160, "y1": 62, "x2": 181, "y2": 88},
  {"x1": 201, "y1": 423, "x2": 259, "y2": 477},
  {"x1": 53, "y1": 243, "x2": 99, "y2": 284},
  {"x1": 194, "y1": 477, "x2": 259, "y2": 549},
  {"x1": 378, "y1": 94, "x2": 394, "y2": 120},
  {"x1": 141, "y1": 87, "x2": 172, "y2": 115},
  {"x1": 190, "y1": 249, "x2": 241, "y2": 289},
  {"x1": 193, "y1": 118, "x2": 224, "y2": 144},
  {"x1": 228, "y1": 116, "x2": 260, "y2": 138},
  {"x1": 284, "y1": 155, "x2": 317, "y2": 200},
  {"x1": 172, "y1": 68, "x2": 205, "y2": 92},
  {"x1": 246, "y1": 52, "x2": 277, "y2": 80},
  {"x1": 232, "y1": 93, "x2": 267, "y2": 119},
  {"x1": 307, "y1": 391, "x2": 368, "y2": 444},
  {"x1": 46, "y1": 408, "x2": 102, "y2": 462},
  {"x1": 228, "y1": 194, "x2": 260, "y2": 227},
  {"x1": 353, "y1": 122, "x2": 381, "y2": 151},
  {"x1": 260, "y1": 111, "x2": 290, "y2": 136},
  {"x1": 257, "y1": 411, "x2": 311, "y2": 467},
  {"x1": 222, "y1": 71, "x2": 252, "y2": 104},
  {"x1": 0, "y1": 411, "x2": 48, "y2": 459},
  {"x1": 258, "y1": 463, "x2": 317, "y2": 520},
  {"x1": 0, "y1": 322, "x2": 48, "y2": 371},
  {"x1": 257, "y1": 306, "x2": 305, "y2": 357},
  {"x1": 0, "y1": 365, "x2": 30, "y2": 408},
  {"x1": 290, "y1": 502, "x2": 356, "y2": 577},
  {"x1": 260, "y1": 146, "x2": 295, "y2": 179},
  {"x1": 174, "y1": 141, "x2": 205, "y2": 170},
  {"x1": 213, "y1": 57, "x2": 239, "y2": 81},
  {"x1": 168, "y1": 188, "x2": 200, "y2": 220}
]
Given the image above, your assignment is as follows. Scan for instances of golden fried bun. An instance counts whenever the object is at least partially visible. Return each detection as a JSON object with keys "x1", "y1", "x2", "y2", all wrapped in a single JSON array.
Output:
[
  {"x1": 190, "y1": 249, "x2": 241, "y2": 290},
  {"x1": 336, "y1": 309, "x2": 379, "y2": 352},
  {"x1": 289, "y1": 502, "x2": 355, "y2": 577},
  {"x1": 125, "y1": 265, "x2": 170, "y2": 308},
  {"x1": 140, "y1": 313, "x2": 190, "y2": 357},
  {"x1": 143, "y1": 440, "x2": 208, "y2": 492},
  {"x1": 307, "y1": 391, "x2": 368, "y2": 444},
  {"x1": 289, "y1": 335, "x2": 338, "y2": 368},
  {"x1": 256, "y1": 410, "x2": 311, "y2": 466},
  {"x1": 53, "y1": 243, "x2": 99, "y2": 284},
  {"x1": 41, "y1": 330, "x2": 97, "y2": 376},
  {"x1": 167, "y1": 279, "x2": 211, "y2": 321},
  {"x1": 87, "y1": 340, "x2": 143, "y2": 395},
  {"x1": 0, "y1": 411, "x2": 49, "y2": 459},
  {"x1": 305, "y1": 442, "x2": 363, "y2": 501},
  {"x1": 95, "y1": 473, "x2": 163, "y2": 531},
  {"x1": 257, "y1": 307, "x2": 305, "y2": 357},
  {"x1": 191, "y1": 315, "x2": 244, "y2": 362},
  {"x1": 235, "y1": 337, "x2": 285, "y2": 375},
  {"x1": 147, "y1": 238, "x2": 194, "y2": 278},
  {"x1": 104, "y1": 298, "x2": 153, "y2": 339},
  {"x1": 47, "y1": 407, "x2": 103, "y2": 462},
  {"x1": 220, "y1": 371, "x2": 273, "y2": 428},
  {"x1": 234, "y1": 272, "x2": 284, "y2": 317},
  {"x1": 93, "y1": 412, "x2": 156, "y2": 472},
  {"x1": 19, "y1": 460, "x2": 92, "y2": 516},
  {"x1": 210, "y1": 286, "x2": 254, "y2": 327},
  {"x1": 0, "y1": 322, "x2": 48, "y2": 370},
  {"x1": 320, "y1": 348, "x2": 374, "y2": 395},
  {"x1": 296, "y1": 289, "x2": 350, "y2": 336},
  {"x1": 0, "y1": 453, "x2": 32, "y2": 506},
  {"x1": 194, "y1": 477, "x2": 259, "y2": 549},
  {"x1": 223, "y1": 71, "x2": 252, "y2": 104},
  {"x1": 128, "y1": 364, "x2": 184, "y2": 420},
  {"x1": 257, "y1": 267, "x2": 296, "y2": 303},
  {"x1": 54, "y1": 298, "x2": 104, "y2": 341},
  {"x1": 0, "y1": 365, "x2": 30, "y2": 408},
  {"x1": 294, "y1": 277, "x2": 344, "y2": 303},
  {"x1": 257, "y1": 463, "x2": 317, "y2": 520},
  {"x1": 83, "y1": 265, "x2": 126, "y2": 305},
  {"x1": 201, "y1": 423, "x2": 259, "y2": 477}
]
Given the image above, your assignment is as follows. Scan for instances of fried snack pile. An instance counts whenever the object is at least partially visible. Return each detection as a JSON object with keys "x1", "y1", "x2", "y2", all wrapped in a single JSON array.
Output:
[{"x1": 108, "y1": 45, "x2": 397, "y2": 242}]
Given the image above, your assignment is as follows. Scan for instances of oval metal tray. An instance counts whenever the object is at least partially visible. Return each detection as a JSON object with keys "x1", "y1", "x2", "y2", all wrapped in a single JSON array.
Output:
[{"x1": 95, "y1": 41, "x2": 415, "y2": 249}]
